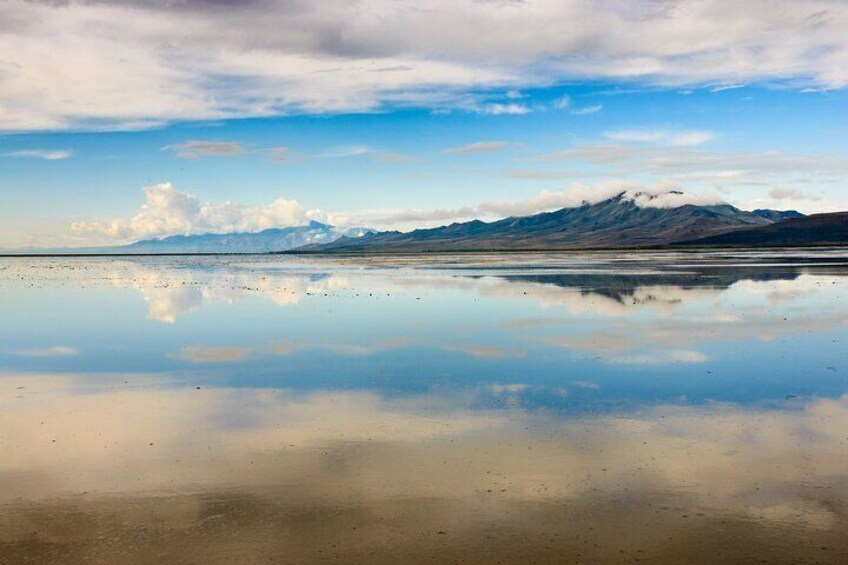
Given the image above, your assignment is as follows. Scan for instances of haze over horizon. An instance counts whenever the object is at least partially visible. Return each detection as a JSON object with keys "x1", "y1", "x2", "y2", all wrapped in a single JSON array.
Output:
[{"x1": 2, "y1": 0, "x2": 848, "y2": 248}]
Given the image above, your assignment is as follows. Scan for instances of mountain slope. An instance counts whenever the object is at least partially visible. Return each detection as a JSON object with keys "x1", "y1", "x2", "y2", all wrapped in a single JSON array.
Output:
[
  {"x1": 751, "y1": 209, "x2": 805, "y2": 222},
  {"x1": 677, "y1": 212, "x2": 848, "y2": 247},
  {"x1": 298, "y1": 192, "x2": 773, "y2": 252}
]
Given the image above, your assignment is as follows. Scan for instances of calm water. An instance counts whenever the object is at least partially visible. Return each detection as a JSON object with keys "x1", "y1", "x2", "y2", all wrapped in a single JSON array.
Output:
[{"x1": 1, "y1": 250, "x2": 847, "y2": 564}]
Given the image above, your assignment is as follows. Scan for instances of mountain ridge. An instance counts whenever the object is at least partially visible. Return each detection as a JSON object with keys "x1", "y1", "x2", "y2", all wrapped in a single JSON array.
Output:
[{"x1": 296, "y1": 192, "x2": 804, "y2": 253}]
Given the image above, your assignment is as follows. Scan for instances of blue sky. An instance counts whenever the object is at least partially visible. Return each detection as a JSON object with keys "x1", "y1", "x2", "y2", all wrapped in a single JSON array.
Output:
[{"x1": 1, "y1": 1, "x2": 848, "y2": 248}]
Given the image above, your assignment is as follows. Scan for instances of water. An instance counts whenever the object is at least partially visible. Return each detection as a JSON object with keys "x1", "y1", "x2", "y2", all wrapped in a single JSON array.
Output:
[{"x1": 1, "y1": 250, "x2": 847, "y2": 564}]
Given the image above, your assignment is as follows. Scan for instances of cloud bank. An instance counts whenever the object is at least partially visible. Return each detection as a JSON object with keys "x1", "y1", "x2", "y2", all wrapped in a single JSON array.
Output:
[
  {"x1": 3, "y1": 0, "x2": 848, "y2": 131},
  {"x1": 71, "y1": 183, "x2": 325, "y2": 241}
]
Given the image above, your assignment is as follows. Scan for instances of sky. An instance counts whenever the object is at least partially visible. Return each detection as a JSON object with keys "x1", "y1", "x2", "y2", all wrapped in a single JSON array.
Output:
[{"x1": 1, "y1": 0, "x2": 848, "y2": 248}]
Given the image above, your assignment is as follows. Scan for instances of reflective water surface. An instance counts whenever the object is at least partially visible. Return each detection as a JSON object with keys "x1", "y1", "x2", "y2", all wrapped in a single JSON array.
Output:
[{"x1": 1, "y1": 251, "x2": 847, "y2": 564}]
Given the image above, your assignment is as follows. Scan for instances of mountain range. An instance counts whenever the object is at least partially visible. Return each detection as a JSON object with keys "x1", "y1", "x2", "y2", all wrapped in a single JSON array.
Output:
[
  {"x1": 298, "y1": 192, "x2": 832, "y2": 252},
  {"x1": 122, "y1": 222, "x2": 372, "y2": 254},
  {"x1": 5, "y1": 192, "x2": 847, "y2": 255}
]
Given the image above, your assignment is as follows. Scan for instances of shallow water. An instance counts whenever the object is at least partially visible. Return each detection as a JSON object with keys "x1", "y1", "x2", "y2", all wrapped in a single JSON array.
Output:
[{"x1": 1, "y1": 250, "x2": 847, "y2": 564}]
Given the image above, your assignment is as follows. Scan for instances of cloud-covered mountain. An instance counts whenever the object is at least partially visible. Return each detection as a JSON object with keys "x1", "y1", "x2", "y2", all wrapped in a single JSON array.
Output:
[{"x1": 298, "y1": 192, "x2": 799, "y2": 252}]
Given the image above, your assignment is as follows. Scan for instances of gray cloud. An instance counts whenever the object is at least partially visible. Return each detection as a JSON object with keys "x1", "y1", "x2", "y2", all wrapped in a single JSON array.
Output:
[{"x1": 3, "y1": 0, "x2": 848, "y2": 131}]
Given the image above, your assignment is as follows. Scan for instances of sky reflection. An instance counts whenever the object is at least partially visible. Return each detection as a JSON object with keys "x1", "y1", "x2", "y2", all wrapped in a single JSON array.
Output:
[{"x1": 1, "y1": 252, "x2": 848, "y2": 563}]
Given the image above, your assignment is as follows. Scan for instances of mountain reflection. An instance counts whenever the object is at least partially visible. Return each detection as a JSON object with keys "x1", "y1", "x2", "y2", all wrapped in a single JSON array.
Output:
[{"x1": 3, "y1": 253, "x2": 842, "y2": 323}]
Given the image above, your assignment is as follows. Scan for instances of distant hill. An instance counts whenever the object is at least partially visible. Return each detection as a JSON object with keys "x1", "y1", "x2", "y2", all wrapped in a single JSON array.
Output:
[
  {"x1": 297, "y1": 192, "x2": 786, "y2": 252},
  {"x1": 124, "y1": 222, "x2": 372, "y2": 254},
  {"x1": 677, "y1": 212, "x2": 848, "y2": 247},
  {"x1": 1, "y1": 222, "x2": 372, "y2": 255}
]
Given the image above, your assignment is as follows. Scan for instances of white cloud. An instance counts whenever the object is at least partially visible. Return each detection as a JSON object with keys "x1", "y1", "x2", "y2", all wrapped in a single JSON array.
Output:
[
  {"x1": 443, "y1": 141, "x2": 517, "y2": 155},
  {"x1": 71, "y1": 182, "x2": 324, "y2": 242},
  {"x1": 3, "y1": 0, "x2": 848, "y2": 131},
  {"x1": 605, "y1": 129, "x2": 715, "y2": 146},
  {"x1": 480, "y1": 103, "x2": 531, "y2": 115},
  {"x1": 625, "y1": 190, "x2": 724, "y2": 208},
  {"x1": 4, "y1": 149, "x2": 72, "y2": 160},
  {"x1": 710, "y1": 83, "x2": 746, "y2": 92}
]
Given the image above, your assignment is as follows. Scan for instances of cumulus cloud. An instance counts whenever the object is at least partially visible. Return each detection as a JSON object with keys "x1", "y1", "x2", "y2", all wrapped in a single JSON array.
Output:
[
  {"x1": 625, "y1": 190, "x2": 724, "y2": 208},
  {"x1": 443, "y1": 141, "x2": 518, "y2": 155},
  {"x1": 4, "y1": 0, "x2": 848, "y2": 131},
  {"x1": 163, "y1": 140, "x2": 245, "y2": 159},
  {"x1": 71, "y1": 182, "x2": 323, "y2": 242},
  {"x1": 4, "y1": 149, "x2": 71, "y2": 160}
]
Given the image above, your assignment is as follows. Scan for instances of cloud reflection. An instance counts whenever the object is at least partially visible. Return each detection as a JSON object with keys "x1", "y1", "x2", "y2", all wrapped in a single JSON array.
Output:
[{"x1": 1, "y1": 372, "x2": 847, "y2": 562}]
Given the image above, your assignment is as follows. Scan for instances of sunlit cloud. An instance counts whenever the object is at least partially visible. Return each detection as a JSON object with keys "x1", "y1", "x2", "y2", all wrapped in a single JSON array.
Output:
[{"x1": 70, "y1": 182, "x2": 324, "y2": 242}]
